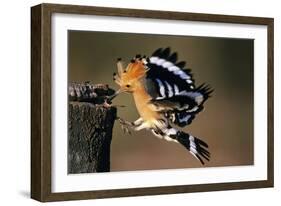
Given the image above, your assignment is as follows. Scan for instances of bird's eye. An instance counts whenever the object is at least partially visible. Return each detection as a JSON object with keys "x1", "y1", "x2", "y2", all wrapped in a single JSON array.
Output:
[{"x1": 126, "y1": 84, "x2": 131, "y2": 88}]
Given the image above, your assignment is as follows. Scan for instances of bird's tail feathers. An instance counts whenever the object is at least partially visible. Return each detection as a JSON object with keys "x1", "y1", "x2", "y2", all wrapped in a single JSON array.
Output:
[
  {"x1": 153, "y1": 126, "x2": 210, "y2": 165},
  {"x1": 176, "y1": 131, "x2": 210, "y2": 164}
]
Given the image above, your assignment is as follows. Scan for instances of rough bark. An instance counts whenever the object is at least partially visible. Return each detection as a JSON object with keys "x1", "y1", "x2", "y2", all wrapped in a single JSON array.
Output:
[{"x1": 68, "y1": 82, "x2": 116, "y2": 174}]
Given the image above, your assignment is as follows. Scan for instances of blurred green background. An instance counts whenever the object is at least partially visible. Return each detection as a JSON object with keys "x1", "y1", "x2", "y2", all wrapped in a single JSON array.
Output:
[{"x1": 68, "y1": 30, "x2": 254, "y2": 171}]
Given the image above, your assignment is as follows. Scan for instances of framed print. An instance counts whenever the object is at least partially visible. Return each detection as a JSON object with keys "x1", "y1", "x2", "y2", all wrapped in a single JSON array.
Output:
[{"x1": 31, "y1": 3, "x2": 274, "y2": 202}]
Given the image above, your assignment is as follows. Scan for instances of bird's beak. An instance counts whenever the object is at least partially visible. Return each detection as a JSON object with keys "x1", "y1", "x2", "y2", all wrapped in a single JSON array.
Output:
[{"x1": 107, "y1": 89, "x2": 124, "y2": 101}]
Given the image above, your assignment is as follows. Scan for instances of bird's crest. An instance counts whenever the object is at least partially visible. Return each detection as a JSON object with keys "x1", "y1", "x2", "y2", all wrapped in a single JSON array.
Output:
[{"x1": 114, "y1": 55, "x2": 149, "y2": 86}]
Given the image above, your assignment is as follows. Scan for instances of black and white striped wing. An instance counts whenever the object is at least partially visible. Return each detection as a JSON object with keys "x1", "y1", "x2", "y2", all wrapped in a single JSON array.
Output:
[
  {"x1": 145, "y1": 48, "x2": 194, "y2": 98},
  {"x1": 145, "y1": 48, "x2": 212, "y2": 127}
]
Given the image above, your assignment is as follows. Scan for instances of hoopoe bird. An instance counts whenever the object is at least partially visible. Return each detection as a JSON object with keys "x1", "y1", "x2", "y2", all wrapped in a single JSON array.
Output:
[{"x1": 112, "y1": 48, "x2": 213, "y2": 165}]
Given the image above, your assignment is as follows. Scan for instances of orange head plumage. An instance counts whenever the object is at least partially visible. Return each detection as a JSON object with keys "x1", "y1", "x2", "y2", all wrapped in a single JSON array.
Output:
[{"x1": 113, "y1": 55, "x2": 149, "y2": 93}]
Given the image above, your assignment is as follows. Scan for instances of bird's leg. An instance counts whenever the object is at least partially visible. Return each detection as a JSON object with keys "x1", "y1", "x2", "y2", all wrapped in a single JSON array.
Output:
[
  {"x1": 134, "y1": 122, "x2": 149, "y2": 131},
  {"x1": 116, "y1": 117, "x2": 143, "y2": 134},
  {"x1": 133, "y1": 118, "x2": 144, "y2": 126}
]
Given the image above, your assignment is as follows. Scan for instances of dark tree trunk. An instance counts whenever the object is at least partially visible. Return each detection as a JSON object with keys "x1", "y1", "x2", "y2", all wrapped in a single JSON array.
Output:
[{"x1": 68, "y1": 83, "x2": 116, "y2": 174}]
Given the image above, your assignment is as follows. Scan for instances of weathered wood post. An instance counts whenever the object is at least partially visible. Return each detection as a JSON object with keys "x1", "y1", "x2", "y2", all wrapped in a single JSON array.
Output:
[{"x1": 68, "y1": 82, "x2": 116, "y2": 173}]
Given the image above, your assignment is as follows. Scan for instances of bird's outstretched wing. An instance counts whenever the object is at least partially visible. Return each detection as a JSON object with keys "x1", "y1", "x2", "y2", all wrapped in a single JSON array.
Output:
[{"x1": 144, "y1": 47, "x2": 213, "y2": 127}]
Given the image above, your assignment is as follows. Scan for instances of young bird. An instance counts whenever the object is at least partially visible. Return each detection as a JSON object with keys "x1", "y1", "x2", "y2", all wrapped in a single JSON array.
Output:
[{"x1": 112, "y1": 48, "x2": 213, "y2": 165}]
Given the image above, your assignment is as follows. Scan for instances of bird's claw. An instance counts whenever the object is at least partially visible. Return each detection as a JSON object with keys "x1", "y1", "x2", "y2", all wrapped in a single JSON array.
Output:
[
  {"x1": 121, "y1": 125, "x2": 131, "y2": 134},
  {"x1": 117, "y1": 117, "x2": 133, "y2": 135}
]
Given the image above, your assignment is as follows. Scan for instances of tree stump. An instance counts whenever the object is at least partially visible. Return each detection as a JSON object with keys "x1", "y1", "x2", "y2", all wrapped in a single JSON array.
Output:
[{"x1": 68, "y1": 83, "x2": 116, "y2": 174}]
